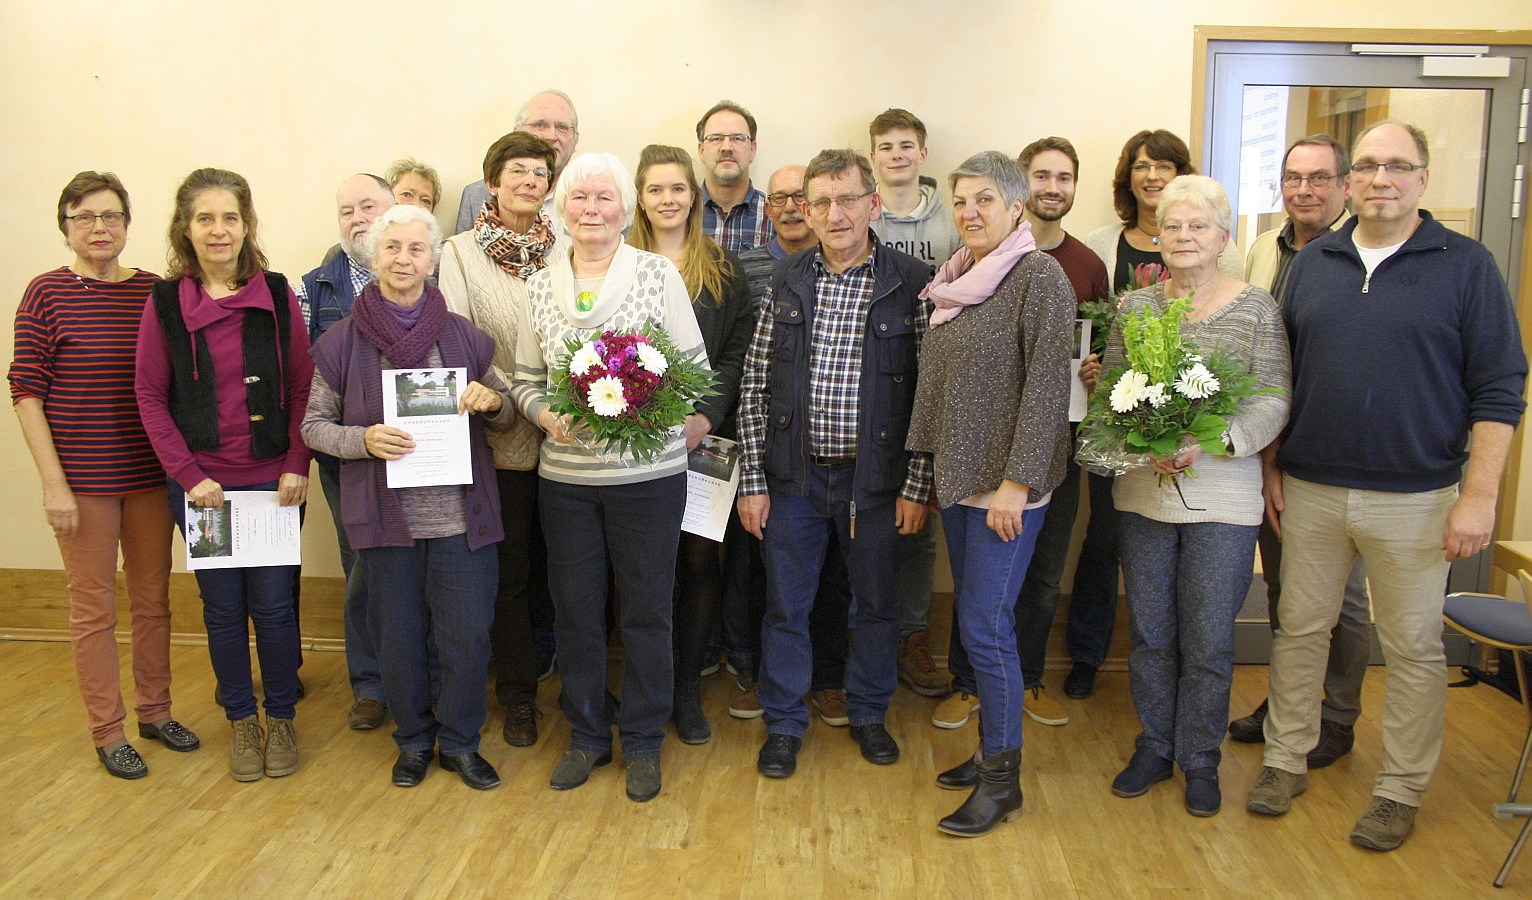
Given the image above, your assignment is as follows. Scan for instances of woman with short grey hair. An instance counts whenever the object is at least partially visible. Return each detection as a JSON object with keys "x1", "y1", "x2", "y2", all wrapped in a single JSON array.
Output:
[{"x1": 907, "y1": 151, "x2": 1077, "y2": 836}]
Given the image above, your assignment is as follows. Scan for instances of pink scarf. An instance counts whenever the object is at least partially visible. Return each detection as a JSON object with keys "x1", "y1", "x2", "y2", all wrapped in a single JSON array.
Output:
[{"x1": 923, "y1": 220, "x2": 1037, "y2": 327}]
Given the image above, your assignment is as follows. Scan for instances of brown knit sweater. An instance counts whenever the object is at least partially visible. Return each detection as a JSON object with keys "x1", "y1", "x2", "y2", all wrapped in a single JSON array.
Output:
[{"x1": 906, "y1": 250, "x2": 1076, "y2": 509}]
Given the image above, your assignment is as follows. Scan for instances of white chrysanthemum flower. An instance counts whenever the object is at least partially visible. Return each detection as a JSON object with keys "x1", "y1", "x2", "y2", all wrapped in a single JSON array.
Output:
[
  {"x1": 1110, "y1": 369, "x2": 1150, "y2": 413},
  {"x1": 1188, "y1": 354, "x2": 1204, "y2": 363},
  {"x1": 636, "y1": 342, "x2": 669, "y2": 376},
  {"x1": 1145, "y1": 383, "x2": 1170, "y2": 409},
  {"x1": 569, "y1": 344, "x2": 601, "y2": 376},
  {"x1": 1174, "y1": 363, "x2": 1220, "y2": 400},
  {"x1": 587, "y1": 376, "x2": 628, "y2": 417}
]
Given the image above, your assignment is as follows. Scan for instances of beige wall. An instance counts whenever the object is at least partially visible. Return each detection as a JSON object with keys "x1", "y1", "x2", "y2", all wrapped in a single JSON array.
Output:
[{"x1": 3, "y1": 1, "x2": 1530, "y2": 579}]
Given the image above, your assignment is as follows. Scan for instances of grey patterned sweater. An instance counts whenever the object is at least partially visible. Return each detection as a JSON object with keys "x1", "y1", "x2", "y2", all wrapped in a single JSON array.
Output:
[{"x1": 906, "y1": 250, "x2": 1076, "y2": 508}]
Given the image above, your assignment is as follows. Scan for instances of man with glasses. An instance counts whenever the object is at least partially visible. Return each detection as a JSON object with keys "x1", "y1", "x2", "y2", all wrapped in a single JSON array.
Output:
[
  {"x1": 1229, "y1": 134, "x2": 1369, "y2": 770},
  {"x1": 294, "y1": 173, "x2": 396, "y2": 730},
  {"x1": 697, "y1": 100, "x2": 772, "y2": 253},
  {"x1": 737, "y1": 149, "x2": 933, "y2": 778},
  {"x1": 1247, "y1": 120, "x2": 1526, "y2": 851},
  {"x1": 454, "y1": 90, "x2": 580, "y2": 235}
]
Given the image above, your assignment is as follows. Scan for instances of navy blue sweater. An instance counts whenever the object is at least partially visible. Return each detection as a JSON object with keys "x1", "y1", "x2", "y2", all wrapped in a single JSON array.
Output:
[{"x1": 1278, "y1": 211, "x2": 1526, "y2": 492}]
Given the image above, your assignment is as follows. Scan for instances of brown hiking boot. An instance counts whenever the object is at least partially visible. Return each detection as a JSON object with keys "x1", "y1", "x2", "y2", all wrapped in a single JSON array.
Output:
[
  {"x1": 264, "y1": 717, "x2": 299, "y2": 777},
  {"x1": 898, "y1": 631, "x2": 953, "y2": 697},
  {"x1": 229, "y1": 716, "x2": 265, "y2": 782}
]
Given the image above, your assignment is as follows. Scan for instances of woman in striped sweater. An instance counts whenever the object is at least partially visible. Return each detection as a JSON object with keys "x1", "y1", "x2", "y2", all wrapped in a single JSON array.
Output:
[{"x1": 10, "y1": 172, "x2": 199, "y2": 779}]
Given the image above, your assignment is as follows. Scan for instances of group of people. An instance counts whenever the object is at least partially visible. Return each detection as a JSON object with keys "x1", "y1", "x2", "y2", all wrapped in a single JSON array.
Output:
[{"x1": 10, "y1": 86, "x2": 1526, "y2": 851}]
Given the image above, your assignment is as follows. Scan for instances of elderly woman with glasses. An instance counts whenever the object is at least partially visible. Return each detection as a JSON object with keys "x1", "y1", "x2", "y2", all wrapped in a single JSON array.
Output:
[
  {"x1": 906, "y1": 151, "x2": 1076, "y2": 837},
  {"x1": 510, "y1": 152, "x2": 710, "y2": 803},
  {"x1": 1104, "y1": 174, "x2": 1289, "y2": 817},
  {"x1": 10, "y1": 172, "x2": 197, "y2": 779},
  {"x1": 303, "y1": 204, "x2": 515, "y2": 791}
]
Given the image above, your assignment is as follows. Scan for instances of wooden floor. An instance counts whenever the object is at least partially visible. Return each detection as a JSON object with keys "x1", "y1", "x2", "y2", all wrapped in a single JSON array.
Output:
[{"x1": 1, "y1": 641, "x2": 1528, "y2": 899}]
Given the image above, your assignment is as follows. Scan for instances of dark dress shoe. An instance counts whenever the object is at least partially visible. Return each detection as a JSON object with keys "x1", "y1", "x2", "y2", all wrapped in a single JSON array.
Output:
[
  {"x1": 440, "y1": 751, "x2": 500, "y2": 790},
  {"x1": 349, "y1": 698, "x2": 387, "y2": 731},
  {"x1": 502, "y1": 701, "x2": 540, "y2": 747},
  {"x1": 850, "y1": 723, "x2": 900, "y2": 765},
  {"x1": 97, "y1": 743, "x2": 148, "y2": 780},
  {"x1": 937, "y1": 751, "x2": 979, "y2": 790},
  {"x1": 1112, "y1": 748, "x2": 1174, "y2": 798},
  {"x1": 392, "y1": 748, "x2": 434, "y2": 787},
  {"x1": 1307, "y1": 720, "x2": 1355, "y2": 769},
  {"x1": 626, "y1": 756, "x2": 662, "y2": 802},
  {"x1": 1183, "y1": 766, "x2": 1221, "y2": 817},
  {"x1": 757, "y1": 733, "x2": 802, "y2": 778},
  {"x1": 1064, "y1": 662, "x2": 1098, "y2": 700},
  {"x1": 938, "y1": 748, "x2": 1023, "y2": 837},
  {"x1": 672, "y1": 686, "x2": 712, "y2": 745},
  {"x1": 1228, "y1": 698, "x2": 1269, "y2": 743},
  {"x1": 138, "y1": 719, "x2": 200, "y2": 752},
  {"x1": 550, "y1": 747, "x2": 613, "y2": 790}
]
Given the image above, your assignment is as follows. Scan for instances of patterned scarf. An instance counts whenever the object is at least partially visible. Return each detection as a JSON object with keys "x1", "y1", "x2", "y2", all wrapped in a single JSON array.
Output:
[
  {"x1": 352, "y1": 281, "x2": 449, "y2": 370},
  {"x1": 473, "y1": 200, "x2": 556, "y2": 278}
]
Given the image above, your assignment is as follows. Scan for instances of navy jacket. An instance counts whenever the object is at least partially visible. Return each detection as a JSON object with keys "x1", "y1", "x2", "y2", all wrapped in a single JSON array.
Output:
[
  {"x1": 301, "y1": 252, "x2": 359, "y2": 347},
  {"x1": 1279, "y1": 211, "x2": 1526, "y2": 492},
  {"x1": 761, "y1": 244, "x2": 933, "y2": 507}
]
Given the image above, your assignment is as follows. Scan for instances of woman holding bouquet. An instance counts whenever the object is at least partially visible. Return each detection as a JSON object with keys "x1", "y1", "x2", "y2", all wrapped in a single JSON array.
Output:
[
  {"x1": 438, "y1": 131, "x2": 565, "y2": 749},
  {"x1": 906, "y1": 151, "x2": 1076, "y2": 836},
  {"x1": 303, "y1": 204, "x2": 514, "y2": 790},
  {"x1": 1103, "y1": 175, "x2": 1289, "y2": 816},
  {"x1": 509, "y1": 152, "x2": 710, "y2": 802},
  {"x1": 628, "y1": 144, "x2": 752, "y2": 745}
]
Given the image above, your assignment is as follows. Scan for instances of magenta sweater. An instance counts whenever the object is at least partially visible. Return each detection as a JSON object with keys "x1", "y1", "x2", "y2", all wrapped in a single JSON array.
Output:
[{"x1": 135, "y1": 274, "x2": 313, "y2": 489}]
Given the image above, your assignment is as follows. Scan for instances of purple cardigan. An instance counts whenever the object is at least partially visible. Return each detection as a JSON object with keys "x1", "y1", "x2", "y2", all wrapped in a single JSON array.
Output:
[{"x1": 309, "y1": 314, "x2": 504, "y2": 551}]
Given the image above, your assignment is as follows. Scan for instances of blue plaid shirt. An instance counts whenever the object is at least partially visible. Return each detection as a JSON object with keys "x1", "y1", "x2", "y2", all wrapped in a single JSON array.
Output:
[
  {"x1": 703, "y1": 183, "x2": 774, "y2": 254},
  {"x1": 737, "y1": 243, "x2": 933, "y2": 502}
]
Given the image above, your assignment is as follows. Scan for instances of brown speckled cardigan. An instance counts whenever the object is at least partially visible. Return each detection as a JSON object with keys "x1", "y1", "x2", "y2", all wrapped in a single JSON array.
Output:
[{"x1": 906, "y1": 250, "x2": 1076, "y2": 509}]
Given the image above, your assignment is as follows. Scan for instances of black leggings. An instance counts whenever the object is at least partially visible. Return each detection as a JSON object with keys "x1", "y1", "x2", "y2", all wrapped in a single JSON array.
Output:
[{"x1": 674, "y1": 531, "x2": 723, "y2": 690}]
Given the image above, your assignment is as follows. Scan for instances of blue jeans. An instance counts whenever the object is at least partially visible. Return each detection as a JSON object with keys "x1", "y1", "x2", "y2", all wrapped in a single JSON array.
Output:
[
  {"x1": 1119, "y1": 511, "x2": 1258, "y2": 771},
  {"x1": 169, "y1": 479, "x2": 301, "y2": 722},
  {"x1": 758, "y1": 462, "x2": 901, "y2": 738},
  {"x1": 943, "y1": 503, "x2": 1048, "y2": 756},
  {"x1": 362, "y1": 533, "x2": 496, "y2": 754},
  {"x1": 541, "y1": 474, "x2": 687, "y2": 759},
  {"x1": 317, "y1": 456, "x2": 384, "y2": 704}
]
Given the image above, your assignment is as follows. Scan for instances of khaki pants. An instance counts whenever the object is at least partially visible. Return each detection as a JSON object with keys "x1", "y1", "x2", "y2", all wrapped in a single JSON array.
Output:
[{"x1": 1263, "y1": 475, "x2": 1455, "y2": 806}]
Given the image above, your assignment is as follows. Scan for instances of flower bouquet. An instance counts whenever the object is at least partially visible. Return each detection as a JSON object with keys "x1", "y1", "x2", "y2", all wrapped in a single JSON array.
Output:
[
  {"x1": 1077, "y1": 262, "x2": 1169, "y2": 356},
  {"x1": 544, "y1": 321, "x2": 716, "y2": 465},
  {"x1": 1076, "y1": 295, "x2": 1269, "y2": 478}
]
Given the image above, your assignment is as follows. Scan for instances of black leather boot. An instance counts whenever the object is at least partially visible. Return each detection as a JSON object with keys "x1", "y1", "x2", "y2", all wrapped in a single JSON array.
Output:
[
  {"x1": 937, "y1": 748, "x2": 1023, "y2": 837},
  {"x1": 936, "y1": 745, "x2": 980, "y2": 790}
]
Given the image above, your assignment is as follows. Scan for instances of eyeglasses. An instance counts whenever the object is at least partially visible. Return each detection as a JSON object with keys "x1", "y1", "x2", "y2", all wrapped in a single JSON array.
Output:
[
  {"x1": 804, "y1": 191, "x2": 873, "y2": 214},
  {"x1": 524, "y1": 120, "x2": 576, "y2": 137},
  {"x1": 766, "y1": 191, "x2": 806, "y2": 208},
  {"x1": 1131, "y1": 161, "x2": 1178, "y2": 177},
  {"x1": 1351, "y1": 161, "x2": 1425, "y2": 177},
  {"x1": 503, "y1": 164, "x2": 551, "y2": 183},
  {"x1": 1281, "y1": 172, "x2": 1339, "y2": 188},
  {"x1": 702, "y1": 133, "x2": 752, "y2": 146},
  {"x1": 67, "y1": 211, "x2": 125, "y2": 229}
]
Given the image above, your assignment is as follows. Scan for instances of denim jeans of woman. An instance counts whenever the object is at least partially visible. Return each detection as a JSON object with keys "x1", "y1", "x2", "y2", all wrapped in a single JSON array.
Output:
[
  {"x1": 169, "y1": 479, "x2": 301, "y2": 722},
  {"x1": 942, "y1": 502, "x2": 1049, "y2": 756},
  {"x1": 363, "y1": 533, "x2": 497, "y2": 754},
  {"x1": 1118, "y1": 511, "x2": 1257, "y2": 771}
]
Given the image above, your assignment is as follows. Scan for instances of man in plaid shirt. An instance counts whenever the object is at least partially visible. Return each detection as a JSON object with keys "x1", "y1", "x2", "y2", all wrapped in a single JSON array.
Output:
[
  {"x1": 737, "y1": 149, "x2": 934, "y2": 779},
  {"x1": 697, "y1": 100, "x2": 774, "y2": 253}
]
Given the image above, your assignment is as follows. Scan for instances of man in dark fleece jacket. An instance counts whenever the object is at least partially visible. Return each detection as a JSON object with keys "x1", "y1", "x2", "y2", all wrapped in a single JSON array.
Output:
[{"x1": 1247, "y1": 121, "x2": 1526, "y2": 853}]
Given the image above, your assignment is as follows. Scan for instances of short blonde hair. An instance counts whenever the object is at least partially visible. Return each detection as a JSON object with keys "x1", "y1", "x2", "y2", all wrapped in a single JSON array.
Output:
[{"x1": 1155, "y1": 174, "x2": 1232, "y2": 235}]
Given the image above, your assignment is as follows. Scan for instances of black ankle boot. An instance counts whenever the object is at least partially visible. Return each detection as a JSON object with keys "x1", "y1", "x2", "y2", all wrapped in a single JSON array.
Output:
[
  {"x1": 936, "y1": 745, "x2": 979, "y2": 790},
  {"x1": 937, "y1": 748, "x2": 1023, "y2": 837},
  {"x1": 672, "y1": 683, "x2": 711, "y2": 745}
]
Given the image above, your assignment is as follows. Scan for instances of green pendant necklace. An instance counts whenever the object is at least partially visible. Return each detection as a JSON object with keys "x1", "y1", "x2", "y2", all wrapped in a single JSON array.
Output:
[{"x1": 576, "y1": 291, "x2": 597, "y2": 313}]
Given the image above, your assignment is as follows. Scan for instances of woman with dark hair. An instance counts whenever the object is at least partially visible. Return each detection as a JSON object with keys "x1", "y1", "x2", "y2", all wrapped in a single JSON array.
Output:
[
  {"x1": 135, "y1": 168, "x2": 312, "y2": 783},
  {"x1": 627, "y1": 143, "x2": 752, "y2": 744},
  {"x1": 438, "y1": 130, "x2": 564, "y2": 749},
  {"x1": 305, "y1": 204, "x2": 513, "y2": 790},
  {"x1": 10, "y1": 171, "x2": 197, "y2": 779}
]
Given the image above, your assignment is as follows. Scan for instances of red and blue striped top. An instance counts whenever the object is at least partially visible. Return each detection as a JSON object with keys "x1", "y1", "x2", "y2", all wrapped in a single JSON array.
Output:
[{"x1": 9, "y1": 267, "x2": 166, "y2": 495}]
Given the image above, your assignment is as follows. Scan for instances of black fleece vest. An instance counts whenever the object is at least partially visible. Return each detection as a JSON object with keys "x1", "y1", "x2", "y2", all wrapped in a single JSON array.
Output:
[{"x1": 151, "y1": 272, "x2": 293, "y2": 460}]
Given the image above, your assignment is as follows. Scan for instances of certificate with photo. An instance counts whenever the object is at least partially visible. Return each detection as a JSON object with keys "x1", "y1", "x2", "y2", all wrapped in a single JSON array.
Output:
[
  {"x1": 682, "y1": 435, "x2": 741, "y2": 542},
  {"x1": 1070, "y1": 318, "x2": 1093, "y2": 423},
  {"x1": 185, "y1": 491, "x2": 301, "y2": 570},
  {"x1": 382, "y1": 367, "x2": 473, "y2": 488}
]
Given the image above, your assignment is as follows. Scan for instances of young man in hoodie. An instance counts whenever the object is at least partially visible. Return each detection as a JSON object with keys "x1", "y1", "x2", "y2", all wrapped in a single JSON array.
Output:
[{"x1": 867, "y1": 109, "x2": 958, "y2": 701}]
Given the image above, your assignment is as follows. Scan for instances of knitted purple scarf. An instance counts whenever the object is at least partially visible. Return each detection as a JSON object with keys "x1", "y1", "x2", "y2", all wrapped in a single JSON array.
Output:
[{"x1": 351, "y1": 281, "x2": 449, "y2": 369}]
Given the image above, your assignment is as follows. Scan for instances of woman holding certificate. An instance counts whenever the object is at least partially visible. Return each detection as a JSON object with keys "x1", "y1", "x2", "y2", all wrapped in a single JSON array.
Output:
[
  {"x1": 627, "y1": 144, "x2": 752, "y2": 746},
  {"x1": 509, "y1": 152, "x2": 710, "y2": 803},
  {"x1": 135, "y1": 168, "x2": 312, "y2": 783},
  {"x1": 303, "y1": 204, "x2": 515, "y2": 791}
]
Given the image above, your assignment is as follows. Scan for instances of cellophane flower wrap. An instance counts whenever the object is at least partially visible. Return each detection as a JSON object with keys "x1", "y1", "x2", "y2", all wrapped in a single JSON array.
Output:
[
  {"x1": 1077, "y1": 262, "x2": 1169, "y2": 355},
  {"x1": 1076, "y1": 295, "x2": 1271, "y2": 477},
  {"x1": 544, "y1": 321, "x2": 716, "y2": 465}
]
